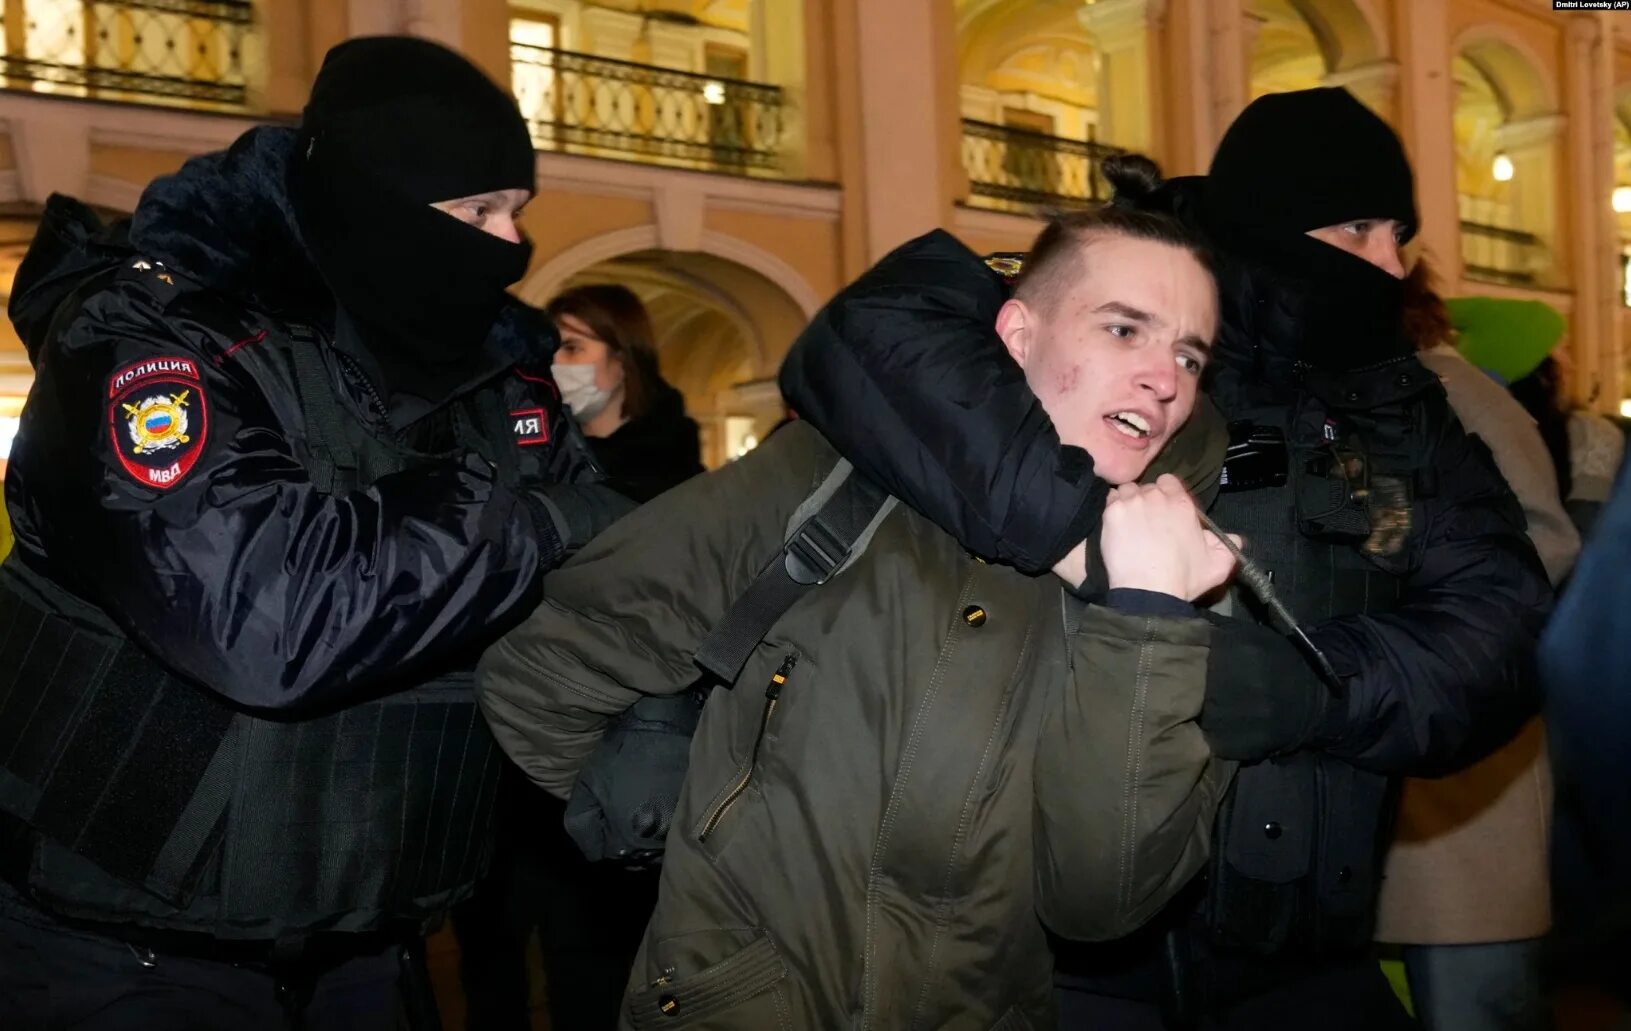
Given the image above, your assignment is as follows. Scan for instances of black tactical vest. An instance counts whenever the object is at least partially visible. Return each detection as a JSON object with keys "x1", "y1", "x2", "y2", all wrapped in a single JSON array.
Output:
[
  {"x1": 0, "y1": 325, "x2": 519, "y2": 941},
  {"x1": 1198, "y1": 357, "x2": 1441, "y2": 958}
]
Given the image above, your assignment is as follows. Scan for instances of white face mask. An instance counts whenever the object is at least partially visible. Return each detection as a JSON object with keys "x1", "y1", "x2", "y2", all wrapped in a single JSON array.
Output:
[{"x1": 551, "y1": 361, "x2": 614, "y2": 422}]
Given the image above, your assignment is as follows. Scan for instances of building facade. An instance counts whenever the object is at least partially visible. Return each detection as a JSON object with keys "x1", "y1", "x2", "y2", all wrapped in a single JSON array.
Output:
[{"x1": 0, "y1": 0, "x2": 1625, "y2": 469}]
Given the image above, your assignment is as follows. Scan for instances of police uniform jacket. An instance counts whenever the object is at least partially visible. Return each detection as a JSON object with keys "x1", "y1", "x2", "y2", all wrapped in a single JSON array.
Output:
[{"x1": 0, "y1": 126, "x2": 604, "y2": 940}]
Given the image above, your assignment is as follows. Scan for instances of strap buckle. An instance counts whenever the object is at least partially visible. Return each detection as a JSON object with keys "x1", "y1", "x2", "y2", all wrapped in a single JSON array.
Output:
[{"x1": 783, "y1": 514, "x2": 850, "y2": 586}]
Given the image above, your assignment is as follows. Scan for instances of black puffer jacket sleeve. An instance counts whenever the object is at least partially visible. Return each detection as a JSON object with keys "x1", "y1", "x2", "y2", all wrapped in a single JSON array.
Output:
[
  {"x1": 1303, "y1": 414, "x2": 1552, "y2": 774},
  {"x1": 5, "y1": 271, "x2": 609, "y2": 714},
  {"x1": 779, "y1": 229, "x2": 1552, "y2": 775},
  {"x1": 777, "y1": 229, "x2": 1107, "y2": 575}
]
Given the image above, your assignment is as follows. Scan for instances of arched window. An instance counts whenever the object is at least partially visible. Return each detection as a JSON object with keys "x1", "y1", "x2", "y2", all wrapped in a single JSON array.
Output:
[
  {"x1": 1248, "y1": 0, "x2": 1390, "y2": 113},
  {"x1": 955, "y1": 0, "x2": 1116, "y2": 212},
  {"x1": 1452, "y1": 36, "x2": 1560, "y2": 287}
]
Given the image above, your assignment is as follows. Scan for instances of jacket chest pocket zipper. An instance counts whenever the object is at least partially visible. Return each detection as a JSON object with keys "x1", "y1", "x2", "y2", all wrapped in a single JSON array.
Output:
[{"x1": 698, "y1": 654, "x2": 797, "y2": 842}]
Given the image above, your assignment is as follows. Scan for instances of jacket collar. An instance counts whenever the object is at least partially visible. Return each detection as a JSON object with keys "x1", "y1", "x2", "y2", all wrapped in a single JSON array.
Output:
[{"x1": 129, "y1": 126, "x2": 331, "y2": 322}]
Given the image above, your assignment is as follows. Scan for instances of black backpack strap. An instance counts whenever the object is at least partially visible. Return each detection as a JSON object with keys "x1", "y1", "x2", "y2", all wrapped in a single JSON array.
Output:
[{"x1": 693, "y1": 460, "x2": 894, "y2": 684}]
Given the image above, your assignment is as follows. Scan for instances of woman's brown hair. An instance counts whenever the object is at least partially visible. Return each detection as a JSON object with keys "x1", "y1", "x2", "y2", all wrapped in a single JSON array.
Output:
[
  {"x1": 1402, "y1": 256, "x2": 1455, "y2": 352},
  {"x1": 545, "y1": 283, "x2": 664, "y2": 421}
]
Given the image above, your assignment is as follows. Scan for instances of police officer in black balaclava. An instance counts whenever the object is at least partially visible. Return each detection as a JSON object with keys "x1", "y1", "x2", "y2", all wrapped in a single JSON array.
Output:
[
  {"x1": 0, "y1": 35, "x2": 629, "y2": 1030},
  {"x1": 1043, "y1": 87, "x2": 1550, "y2": 1031},
  {"x1": 293, "y1": 37, "x2": 540, "y2": 402},
  {"x1": 775, "y1": 86, "x2": 1550, "y2": 1031},
  {"x1": 1194, "y1": 87, "x2": 1418, "y2": 378}
]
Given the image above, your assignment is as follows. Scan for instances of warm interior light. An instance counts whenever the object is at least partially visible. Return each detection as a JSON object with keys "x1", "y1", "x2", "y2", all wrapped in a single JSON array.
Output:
[
  {"x1": 1492, "y1": 152, "x2": 1515, "y2": 182},
  {"x1": 1620, "y1": 398, "x2": 1631, "y2": 419},
  {"x1": 1614, "y1": 187, "x2": 1631, "y2": 213},
  {"x1": 0, "y1": 397, "x2": 24, "y2": 460},
  {"x1": 702, "y1": 81, "x2": 726, "y2": 105}
]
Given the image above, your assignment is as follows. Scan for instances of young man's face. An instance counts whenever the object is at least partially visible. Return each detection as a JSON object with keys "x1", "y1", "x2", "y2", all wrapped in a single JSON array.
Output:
[{"x1": 997, "y1": 235, "x2": 1217, "y2": 485}]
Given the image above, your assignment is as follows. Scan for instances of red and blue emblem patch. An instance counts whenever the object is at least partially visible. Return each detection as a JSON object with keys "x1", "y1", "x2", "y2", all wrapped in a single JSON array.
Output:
[{"x1": 107, "y1": 356, "x2": 208, "y2": 490}]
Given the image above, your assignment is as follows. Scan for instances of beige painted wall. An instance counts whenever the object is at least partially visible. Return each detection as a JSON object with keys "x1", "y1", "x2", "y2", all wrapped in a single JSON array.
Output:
[
  {"x1": 704, "y1": 207, "x2": 844, "y2": 306},
  {"x1": 522, "y1": 192, "x2": 656, "y2": 257},
  {"x1": 955, "y1": 225, "x2": 1043, "y2": 262},
  {"x1": 88, "y1": 147, "x2": 194, "y2": 188}
]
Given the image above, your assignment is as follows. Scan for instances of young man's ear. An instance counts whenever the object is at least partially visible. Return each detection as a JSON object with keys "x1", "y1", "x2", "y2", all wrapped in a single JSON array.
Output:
[{"x1": 995, "y1": 297, "x2": 1033, "y2": 368}]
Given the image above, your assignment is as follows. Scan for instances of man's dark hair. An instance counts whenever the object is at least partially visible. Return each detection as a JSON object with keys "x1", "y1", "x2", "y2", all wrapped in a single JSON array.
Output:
[{"x1": 1014, "y1": 155, "x2": 1212, "y2": 313}]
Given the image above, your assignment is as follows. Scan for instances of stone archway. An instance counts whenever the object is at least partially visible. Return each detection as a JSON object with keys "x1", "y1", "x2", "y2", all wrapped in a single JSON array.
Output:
[
  {"x1": 1451, "y1": 28, "x2": 1561, "y2": 287},
  {"x1": 519, "y1": 225, "x2": 820, "y2": 324},
  {"x1": 955, "y1": 0, "x2": 1102, "y2": 141},
  {"x1": 1249, "y1": 0, "x2": 1390, "y2": 102}
]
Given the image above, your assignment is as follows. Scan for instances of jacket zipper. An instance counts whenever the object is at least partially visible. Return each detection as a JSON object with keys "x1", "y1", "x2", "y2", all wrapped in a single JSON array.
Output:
[
  {"x1": 333, "y1": 350, "x2": 391, "y2": 423},
  {"x1": 698, "y1": 653, "x2": 797, "y2": 842}
]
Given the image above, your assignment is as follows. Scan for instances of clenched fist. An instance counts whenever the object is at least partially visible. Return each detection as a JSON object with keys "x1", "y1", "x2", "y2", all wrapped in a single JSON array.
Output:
[{"x1": 1100, "y1": 474, "x2": 1239, "y2": 601}]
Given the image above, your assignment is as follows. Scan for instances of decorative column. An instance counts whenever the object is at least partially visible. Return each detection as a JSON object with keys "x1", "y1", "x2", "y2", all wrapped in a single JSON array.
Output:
[
  {"x1": 1228, "y1": 5, "x2": 1260, "y2": 123},
  {"x1": 1079, "y1": 0, "x2": 1167, "y2": 156},
  {"x1": 346, "y1": 0, "x2": 401, "y2": 38},
  {"x1": 256, "y1": 0, "x2": 309, "y2": 115},
  {"x1": 1393, "y1": 0, "x2": 1458, "y2": 277},
  {"x1": 1159, "y1": 0, "x2": 1248, "y2": 173},
  {"x1": 392, "y1": 0, "x2": 511, "y2": 85},
  {"x1": 1564, "y1": 13, "x2": 1621, "y2": 411},
  {"x1": 850, "y1": 0, "x2": 961, "y2": 261}
]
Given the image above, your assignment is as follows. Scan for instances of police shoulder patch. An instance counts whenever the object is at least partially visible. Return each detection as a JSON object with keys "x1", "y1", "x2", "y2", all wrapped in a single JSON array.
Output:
[{"x1": 107, "y1": 356, "x2": 209, "y2": 490}]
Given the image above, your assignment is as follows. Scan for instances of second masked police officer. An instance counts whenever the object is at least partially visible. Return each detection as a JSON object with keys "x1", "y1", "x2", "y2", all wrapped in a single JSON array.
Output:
[{"x1": 0, "y1": 36, "x2": 628, "y2": 1029}]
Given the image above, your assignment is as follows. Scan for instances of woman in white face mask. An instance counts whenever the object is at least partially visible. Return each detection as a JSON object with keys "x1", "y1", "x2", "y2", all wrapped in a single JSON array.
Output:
[{"x1": 546, "y1": 284, "x2": 706, "y2": 502}]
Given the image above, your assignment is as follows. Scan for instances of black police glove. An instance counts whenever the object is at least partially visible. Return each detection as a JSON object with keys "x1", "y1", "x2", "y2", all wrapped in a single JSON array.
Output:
[
  {"x1": 564, "y1": 690, "x2": 707, "y2": 866},
  {"x1": 1198, "y1": 616, "x2": 1343, "y2": 762},
  {"x1": 528, "y1": 482, "x2": 636, "y2": 562}
]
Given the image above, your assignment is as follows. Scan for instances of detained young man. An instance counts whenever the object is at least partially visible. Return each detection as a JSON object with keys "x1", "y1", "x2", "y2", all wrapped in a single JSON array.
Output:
[{"x1": 478, "y1": 191, "x2": 1242, "y2": 1029}]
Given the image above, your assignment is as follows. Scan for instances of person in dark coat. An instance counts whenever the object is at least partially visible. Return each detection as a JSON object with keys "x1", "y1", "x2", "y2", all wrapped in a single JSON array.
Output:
[
  {"x1": 548, "y1": 283, "x2": 704, "y2": 501},
  {"x1": 1540, "y1": 451, "x2": 1631, "y2": 1015},
  {"x1": 780, "y1": 87, "x2": 1551, "y2": 1030},
  {"x1": 0, "y1": 36, "x2": 628, "y2": 1030}
]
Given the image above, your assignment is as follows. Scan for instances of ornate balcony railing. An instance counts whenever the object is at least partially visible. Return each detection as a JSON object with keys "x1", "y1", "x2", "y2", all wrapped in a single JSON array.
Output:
[
  {"x1": 511, "y1": 44, "x2": 783, "y2": 174},
  {"x1": 962, "y1": 118, "x2": 1127, "y2": 212},
  {"x1": 0, "y1": 0, "x2": 253, "y2": 107}
]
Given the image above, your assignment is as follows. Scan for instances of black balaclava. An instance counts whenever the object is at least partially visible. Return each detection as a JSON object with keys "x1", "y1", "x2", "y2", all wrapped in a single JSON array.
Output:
[
  {"x1": 1199, "y1": 88, "x2": 1419, "y2": 375},
  {"x1": 289, "y1": 36, "x2": 536, "y2": 396}
]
